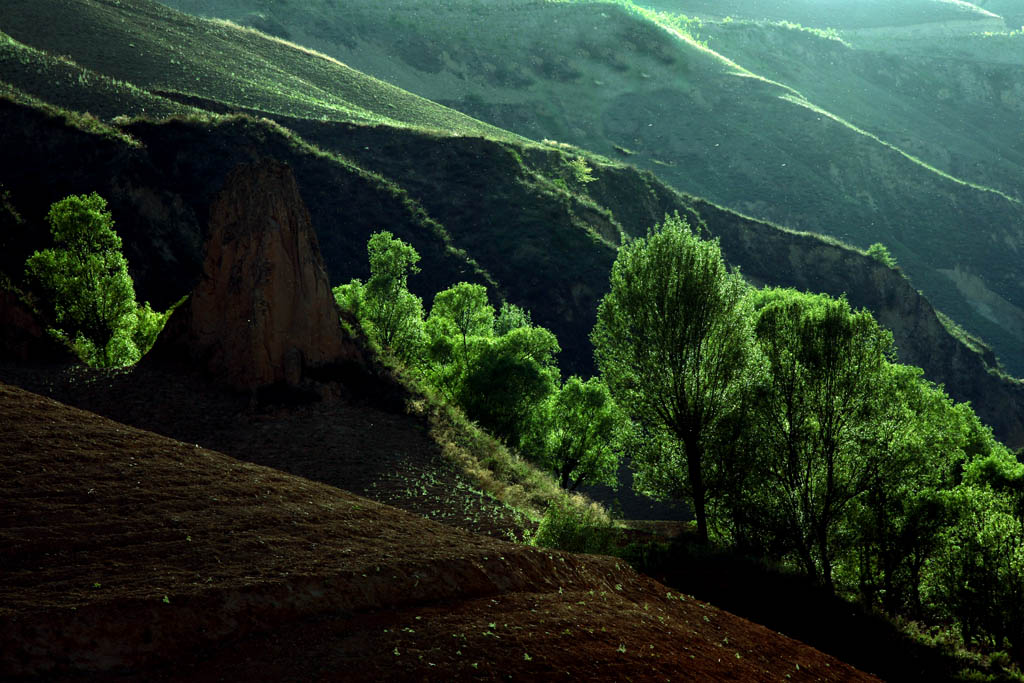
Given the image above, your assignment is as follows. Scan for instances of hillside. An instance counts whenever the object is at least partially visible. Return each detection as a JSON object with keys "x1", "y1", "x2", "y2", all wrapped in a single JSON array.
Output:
[
  {"x1": 1, "y1": 0, "x2": 1022, "y2": 449},
  {"x1": 163, "y1": 0, "x2": 1024, "y2": 377},
  {"x1": 645, "y1": 0, "x2": 1003, "y2": 29},
  {"x1": 0, "y1": 383, "x2": 879, "y2": 680},
  {"x1": 0, "y1": 1, "x2": 1022, "y2": 677}
]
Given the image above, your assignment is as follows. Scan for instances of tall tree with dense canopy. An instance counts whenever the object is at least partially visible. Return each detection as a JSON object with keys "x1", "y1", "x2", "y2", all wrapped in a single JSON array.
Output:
[
  {"x1": 848, "y1": 364, "x2": 964, "y2": 615},
  {"x1": 591, "y1": 213, "x2": 755, "y2": 543},
  {"x1": 744, "y1": 288, "x2": 895, "y2": 591},
  {"x1": 333, "y1": 230, "x2": 425, "y2": 364}
]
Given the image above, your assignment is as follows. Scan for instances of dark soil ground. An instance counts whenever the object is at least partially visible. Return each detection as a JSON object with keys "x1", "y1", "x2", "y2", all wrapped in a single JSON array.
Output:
[
  {"x1": 0, "y1": 362, "x2": 531, "y2": 540},
  {"x1": 0, "y1": 374, "x2": 880, "y2": 681}
]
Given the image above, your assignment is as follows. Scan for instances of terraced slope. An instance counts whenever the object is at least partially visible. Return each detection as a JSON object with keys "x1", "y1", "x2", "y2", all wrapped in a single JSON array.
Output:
[
  {"x1": 165, "y1": 0, "x2": 1024, "y2": 375},
  {"x1": 0, "y1": 383, "x2": 879, "y2": 681}
]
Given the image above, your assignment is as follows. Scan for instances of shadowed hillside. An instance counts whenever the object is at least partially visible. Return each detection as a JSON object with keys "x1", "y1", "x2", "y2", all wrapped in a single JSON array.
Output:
[
  {"x1": 162, "y1": 0, "x2": 1024, "y2": 376},
  {"x1": 1, "y1": 0, "x2": 1022, "y2": 448},
  {"x1": 0, "y1": 383, "x2": 880, "y2": 681}
]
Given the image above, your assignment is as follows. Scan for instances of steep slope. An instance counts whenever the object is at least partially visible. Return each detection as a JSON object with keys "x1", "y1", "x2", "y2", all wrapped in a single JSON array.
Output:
[
  {"x1": 2, "y1": 0, "x2": 1022, "y2": 446},
  {"x1": 696, "y1": 19, "x2": 1024, "y2": 202},
  {"x1": 0, "y1": 383, "x2": 879, "y2": 681},
  {"x1": 0, "y1": 0, "x2": 515, "y2": 138},
  {"x1": 163, "y1": 0, "x2": 1024, "y2": 376}
]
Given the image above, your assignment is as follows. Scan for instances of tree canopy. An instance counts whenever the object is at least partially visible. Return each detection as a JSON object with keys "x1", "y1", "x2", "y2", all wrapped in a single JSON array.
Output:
[
  {"x1": 592, "y1": 213, "x2": 755, "y2": 543},
  {"x1": 24, "y1": 193, "x2": 167, "y2": 367}
]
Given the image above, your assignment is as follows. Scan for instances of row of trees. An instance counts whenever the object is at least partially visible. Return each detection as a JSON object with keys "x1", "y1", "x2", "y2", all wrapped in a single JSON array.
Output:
[
  {"x1": 341, "y1": 218, "x2": 1024, "y2": 656},
  {"x1": 334, "y1": 231, "x2": 623, "y2": 492},
  {"x1": 593, "y1": 214, "x2": 1024, "y2": 654}
]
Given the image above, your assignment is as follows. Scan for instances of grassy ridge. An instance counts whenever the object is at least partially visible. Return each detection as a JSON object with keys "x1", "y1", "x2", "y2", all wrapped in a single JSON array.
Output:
[
  {"x1": 696, "y1": 19, "x2": 1024, "y2": 202},
  {"x1": 0, "y1": 31, "x2": 196, "y2": 121},
  {"x1": 637, "y1": 0, "x2": 1000, "y2": 29},
  {"x1": 0, "y1": 0, "x2": 517, "y2": 138}
]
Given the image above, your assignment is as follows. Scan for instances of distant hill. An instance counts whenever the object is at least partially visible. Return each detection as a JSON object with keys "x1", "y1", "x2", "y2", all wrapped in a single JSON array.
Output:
[
  {"x1": 161, "y1": 0, "x2": 1024, "y2": 377},
  {"x1": 645, "y1": 0, "x2": 1003, "y2": 29}
]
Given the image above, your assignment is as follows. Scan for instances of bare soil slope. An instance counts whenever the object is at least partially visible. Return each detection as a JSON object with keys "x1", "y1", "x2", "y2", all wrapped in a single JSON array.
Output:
[{"x1": 0, "y1": 382, "x2": 878, "y2": 681}]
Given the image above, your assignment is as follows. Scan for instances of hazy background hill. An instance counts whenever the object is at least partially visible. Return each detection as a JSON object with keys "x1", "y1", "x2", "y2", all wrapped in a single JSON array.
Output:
[
  {"x1": 159, "y1": 0, "x2": 1024, "y2": 377},
  {"x1": 644, "y1": 0, "x2": 1007, "y2": 28}
]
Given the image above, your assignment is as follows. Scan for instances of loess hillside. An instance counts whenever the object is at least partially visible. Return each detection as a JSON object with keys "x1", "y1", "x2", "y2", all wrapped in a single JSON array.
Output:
[
  {"x1": 1, "y1": 0, "x2": 1022, "y2": 449},
  {"x1": 0, "y1": 382, "x2": 879, "y2": 681},
  {"x1": 165, "y1": 0, "x2": 1024, "y2": 378}
]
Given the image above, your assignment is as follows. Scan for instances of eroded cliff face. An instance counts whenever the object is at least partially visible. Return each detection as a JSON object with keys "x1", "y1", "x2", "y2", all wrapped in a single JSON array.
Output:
[{"x1": 152, "y1": 159, "x2": 363, "y2": 391}]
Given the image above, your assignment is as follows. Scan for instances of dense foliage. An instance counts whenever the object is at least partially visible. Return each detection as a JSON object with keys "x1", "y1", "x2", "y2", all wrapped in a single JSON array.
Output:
[
  {"x1": 24, "y1": 193, "x2": 169, "y2": 367},
  {"x1": 335, "y1": 232, "x2": 622, "y2": 491},
  {"x1": 592, "y1": 213, "x2": 1024, "y2": 666},
  {"x1": 341, "y1": 222, "x2": 1024, "y2": 665},
  {"x1": 592, "y1": 213, "x2": 754, "y2": 543}
]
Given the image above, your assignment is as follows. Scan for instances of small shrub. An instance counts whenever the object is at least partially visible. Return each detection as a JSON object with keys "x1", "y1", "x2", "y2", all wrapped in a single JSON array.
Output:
[
  {"x1": 530, "y1": 497, "x2": 618, "y2": 555},
  {"x1": 866, "y1": 242, "x2": 898, "y2": 269}
]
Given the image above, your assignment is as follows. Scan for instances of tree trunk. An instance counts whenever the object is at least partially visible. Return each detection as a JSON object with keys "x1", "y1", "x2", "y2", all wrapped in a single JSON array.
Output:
[{"x1": 684, "y1": 436, "x2": 708, "y2": 544}]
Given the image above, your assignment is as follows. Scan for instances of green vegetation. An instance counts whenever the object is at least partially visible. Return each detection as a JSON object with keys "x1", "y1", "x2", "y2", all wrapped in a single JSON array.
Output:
[
  {"x1": 523, "y1": 376, "x2": 624, "y2": 491},
  {"x1": 208, "y1": 0, "x2": 1024, "y2": 376},
  {"x1": 638, "y1": 0, "x2": 998, "y2": 30},
  {"x1": 24, "y1": 193, "x2": 169, "y2": 367},
  {"x1": 334, "y1": 231, "x2": 425, "y2": 366},
  {"x1": 336, "y1": 232, "x2": 623, "y2": 500},
  {"x1": 588, "y1": 214, "x2": 1024, "y2": 672},
  {"x1": 530, "y1": 496, "x2": 618, "y2": 555},
  {"x1": 336, "y1": 222, "x2": 1024, "y2": 674},
  {"x1": 1, "y1": 0, "x2": 517, "y2": 139},
  {"x1": 866, "y1": 242, "x2": 898, "y2": 269},
  {"x1": 592, "y1": 214, "x2": 755, "y2": 544}
]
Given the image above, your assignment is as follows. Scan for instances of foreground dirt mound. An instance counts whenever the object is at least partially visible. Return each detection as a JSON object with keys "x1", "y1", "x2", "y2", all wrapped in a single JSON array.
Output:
[{"x1": 0, "y1": 384, "x2": 877, "y2": 681}]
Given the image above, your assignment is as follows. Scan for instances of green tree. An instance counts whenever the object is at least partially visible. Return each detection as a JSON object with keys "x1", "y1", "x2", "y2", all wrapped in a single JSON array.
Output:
[
  {"x1": 744, "y1": 288, "x2": 895, "y2": 591},
  {"x1": 495, "y1": 301, "x2": 533, "y2": 336},
  {"x1": 849, "y1": 364, "x2": 964, "y2": 615},
  {"x1": 420, "y1": 282, "x2": 496, "y2": 401},
  {"x1": 428, "y1": 282, "x2": 494, "y2": 359},
  {"x1": 458, "y1": 327, "x2": 559, "y2": 446},
  {"x1": 421, "y1": 283, "x2": 560, "y2": 446},
  {"x1": 24, "y1": 193, "x2": 159, "y2": 367},
  {"x1": 525, "y1": 376, "x2": 624, "y2": 490},
  {"x1": 866, "y1": 242, "x2": 898, "y2": 269},
  {"x1": 334, "y1": 231, "x2": 425, "y2": 364},
  {"x1": 924, "y1": 484, "x2": 1024, "y2": 650},
  {"x1": 591, "y1": 213, "x2": 755, "y2": 543}
]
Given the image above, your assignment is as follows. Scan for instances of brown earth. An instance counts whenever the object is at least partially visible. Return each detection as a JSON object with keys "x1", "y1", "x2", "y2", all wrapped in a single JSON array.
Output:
[
  {"x1": 0, "y1": 382, "x2": 880, "y2": 681},
  {"x1": 151, "y1": 159, "x2": 365, "y2": 391}
]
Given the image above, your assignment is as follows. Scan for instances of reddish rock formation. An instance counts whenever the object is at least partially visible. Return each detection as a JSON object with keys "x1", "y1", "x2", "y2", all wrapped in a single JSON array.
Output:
[{"x1": 153, "y1": 159, "x2": 363, "y2": 391}]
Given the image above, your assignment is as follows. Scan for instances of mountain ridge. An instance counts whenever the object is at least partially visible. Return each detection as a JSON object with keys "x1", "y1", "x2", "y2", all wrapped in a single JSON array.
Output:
[{"x1": 2, "y1": 0, "x2": 1022, "y2": 447}]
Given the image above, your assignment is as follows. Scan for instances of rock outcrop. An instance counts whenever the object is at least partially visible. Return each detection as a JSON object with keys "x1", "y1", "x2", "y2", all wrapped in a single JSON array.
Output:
[{"x1": 152, "y1": 159, "x2": 363, "y2": 392}]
